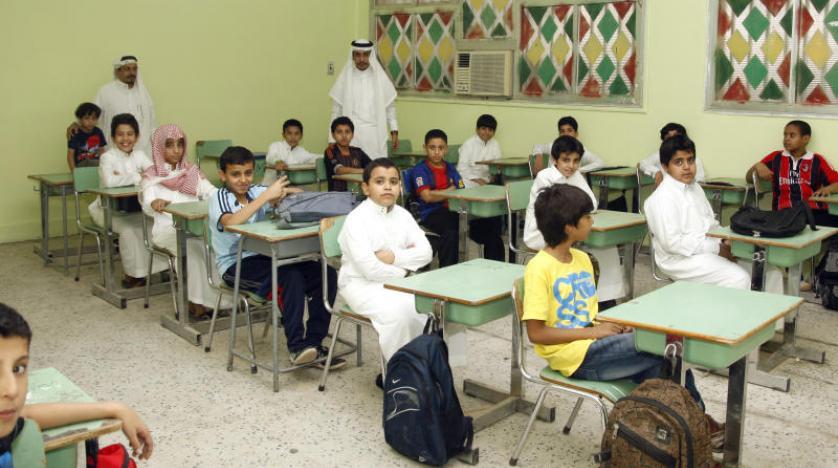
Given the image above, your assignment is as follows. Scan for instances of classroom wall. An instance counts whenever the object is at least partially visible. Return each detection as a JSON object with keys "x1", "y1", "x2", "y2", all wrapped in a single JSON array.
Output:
[{"x1": 0, "y1": 0, "x2": 365, "y2": 243}]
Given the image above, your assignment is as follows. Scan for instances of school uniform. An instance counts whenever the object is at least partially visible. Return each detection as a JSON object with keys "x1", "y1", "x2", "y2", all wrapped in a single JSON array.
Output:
[
  {"x1": 261, "y1": 140, "x2": 320, "y2": 185},
  {"x1": 338, "y1": 198, "x2": 432, "y2": 360},
  {"x1": 523, "y1": 166, "x2": 625, "y2": 301},
  {"x1": 323, "y1": 144, "x2": 371, "y2": 191},
  {"x1": 639, "y1": 151, "x2": 706, "y2": 182},
  {"x1": 760, "y1": 149, "x2": 838, "y2": 226},
  {"x1": 456, "y1": 134, "x2": 501, "y2": 188},
  {"x1": 531, "y1": 143, "x2": 605, "y2": 173}
]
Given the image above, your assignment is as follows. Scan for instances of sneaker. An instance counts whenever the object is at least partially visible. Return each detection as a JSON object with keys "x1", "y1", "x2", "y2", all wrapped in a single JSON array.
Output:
[
  {"x1": 375, "y1": 373, "x2": 383, "y2": 390},
  {"x1": 313, "y1": 346, "x2": 346, "y2": 370},
  {"x1": 289, "y1": 346, "x2": 318, "y2": 366}
]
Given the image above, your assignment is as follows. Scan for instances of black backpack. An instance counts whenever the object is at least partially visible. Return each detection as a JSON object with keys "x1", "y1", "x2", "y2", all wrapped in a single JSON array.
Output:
[
  {"x1": 383, "y1": 322, "x2": 474, "y2": 466},
  {"x1": 730, "y1": 203, "x2": 817, "y2": 238},
  {"x1": 816, "y1": 237, "x2": 838, "y2": 310}
]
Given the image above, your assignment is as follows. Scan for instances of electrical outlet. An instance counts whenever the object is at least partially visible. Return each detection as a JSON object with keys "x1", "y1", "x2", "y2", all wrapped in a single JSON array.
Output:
[{"x1": 327, "y1": 62, "x2": 335, "y2": 75}]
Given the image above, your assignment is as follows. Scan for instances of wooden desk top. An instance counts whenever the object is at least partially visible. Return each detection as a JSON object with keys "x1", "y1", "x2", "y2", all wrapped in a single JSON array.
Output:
[
  {"x1": 86, "y1": 186, "x2": 138, "y2": 198},
  {"x1": 476, "y1": 157, "x2": 529, "y2": 167},
  {"x1": 699, "y1": 178, "x2": 751, "y2": 191},
  {"x1": 430, "y1": 184, "x2": 507, "y2": 202},
  {"x1": 332, "y1": 173, "x2": 363, "y2": 183},
  {"x1": 27, "y1": 173, "x2": 74, "y2": 186},
  {"x1": 164, "y1": 200, "x2": 208, "y2": 220},
  {"x1": 224, "y1": 219, "x2": 319, "y2": 243},
  {"x1": 707, "y1": 225, "x2": 838, "y2": 249},
  {"x1": 591, "y1": 210, "x2": 646, "y2": 232}
]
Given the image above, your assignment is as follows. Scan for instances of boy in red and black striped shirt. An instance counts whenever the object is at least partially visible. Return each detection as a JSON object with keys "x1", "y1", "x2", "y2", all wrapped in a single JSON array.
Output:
[{"x1": 746, "y1": 120, "x2": 838, "y2": 226}]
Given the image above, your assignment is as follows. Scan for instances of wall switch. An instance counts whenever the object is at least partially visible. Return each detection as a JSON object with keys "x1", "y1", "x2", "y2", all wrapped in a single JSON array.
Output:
[{"x1": 327, "y1": 62, "x2": 335, "y2": 75}]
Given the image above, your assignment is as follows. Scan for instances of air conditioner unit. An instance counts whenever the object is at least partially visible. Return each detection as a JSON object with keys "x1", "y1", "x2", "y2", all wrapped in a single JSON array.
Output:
[{"x1": 454, "y1": 51, "x2": 513, "y2": 97}]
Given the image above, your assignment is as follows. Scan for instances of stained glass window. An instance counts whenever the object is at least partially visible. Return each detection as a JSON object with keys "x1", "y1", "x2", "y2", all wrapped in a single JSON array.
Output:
[
  {"x1": 376, "y1": 11, "x2": 455, "y2": 92},
  {"x1": 462, "y1": 0, "x2": 514, "y2": 39}
]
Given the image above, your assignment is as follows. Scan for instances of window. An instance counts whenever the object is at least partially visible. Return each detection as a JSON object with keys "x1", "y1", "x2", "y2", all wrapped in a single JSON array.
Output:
[{"x1": 710, "y1": 0, "x2": 838, "y2": 113}]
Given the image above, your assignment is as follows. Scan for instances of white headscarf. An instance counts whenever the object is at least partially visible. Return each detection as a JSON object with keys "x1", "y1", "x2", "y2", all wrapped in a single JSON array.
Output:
[{"x1": 329, "y1": 40, "x2": 397, "y2": 148}]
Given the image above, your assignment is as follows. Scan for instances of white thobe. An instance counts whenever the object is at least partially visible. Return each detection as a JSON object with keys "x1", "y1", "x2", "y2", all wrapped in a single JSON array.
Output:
[
  {"x1": 640, "y1": 151, "x2": 707, "y2": 182},
  {"x1": 261, "y1": 141, "x2": 320, "y2": 185},
  {"x1": 94, "y1": 80, "x2": 155, "y2": 155},
  {"x1": 457, "y1": 135, "x2": 501, "y2": 188},
  {"x1": 531, "y1": 143, "x2": 605, "y2": 173},
  {"x1": 330, "y1": 71, "x2": 398, "y2": 159}
]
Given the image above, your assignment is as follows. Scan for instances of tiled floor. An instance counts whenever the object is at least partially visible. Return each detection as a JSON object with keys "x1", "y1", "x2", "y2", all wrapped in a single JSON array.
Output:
[{"x1": 2, "y1": 239, "x2": 836, "y2": 467}]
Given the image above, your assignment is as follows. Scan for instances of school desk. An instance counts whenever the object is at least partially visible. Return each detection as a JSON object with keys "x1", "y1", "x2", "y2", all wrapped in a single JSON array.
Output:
[
  {"x1": 588, "y1": 167, "x2": 653, "y2": 213},
  {"x1": 86, "y1": 186, "x2": 169, "y2": 308},
  {"x1": 809, "y1": 193, "x2": 838, "y2": 215},
  {"x1": 224, "y1": 220, "x2": 355, "y2": 392},
  {"x1": 699, "y1": 178, "x2": 752, "y2": 219},
  {"x1": 389, "y1": 150, "x2": 426, "y2": 168},
  {"x1": 384, "y1": 259, "x2": 555, "y2": 462},
  {"x1": 477, "y1": 157, "x2": 531, "y2": 180},
  {"x1": 28, "y1": 173, "x2": 76, "y2": 274},
  {"x1": 587, "y1": 210, "x2": 648, "y2": 299},
  {"x1": 431, "y1": 185, "x2": 508, "y2": 262},
  {"x1": 29, "y1": 367, "x2": 122, "y2": 468},
  {"x1": 598, "y1": 281, "x2": 802, "y2": 467},
  {"x1": 282, "y1": 163, "x2": 318, "y2": 186},
  {"x1": 707, "y1": 225, "x2": 837, "y2": 391}
]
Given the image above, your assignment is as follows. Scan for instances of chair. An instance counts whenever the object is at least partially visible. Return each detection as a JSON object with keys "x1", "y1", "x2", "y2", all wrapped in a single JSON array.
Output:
[
  {"x1": 72, "y1": 167, "x2": 105, "y2": 283},
  {"x1": 316, "y1": 157, "x2": 327, "y2": 191},
  {"x1": 751, "y1": 171, "x2": 772, "y2": 207},
  {"x1": 528, "y1": 153, "x2": 548, "y2": 179},
  {"x1": 138, "y1": 211, "x2": 178, "y2": 313},
  {"x1": 317, "y1": 216, "x2": 380, "y2": 391},
  {"x1": 445, "y1": 144, "x2": 460, "y2": 164},
  {"x1": 508, "y1": 278, "x2": 636, "y2": 466},
  {"x1": 505, "y1": 180, "x2": 537, "y2": 264},
  {"x1": 195, "y1": 139, "x2": 232, "y2": 167}
]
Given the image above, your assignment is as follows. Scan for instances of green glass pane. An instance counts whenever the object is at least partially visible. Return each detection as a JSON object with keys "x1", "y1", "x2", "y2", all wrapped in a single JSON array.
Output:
[
  {"x1": 388, "y1": 59, "x2": 402, "y2": 81},
  {"x1": 415, "y1": 58, "x2": 424, "y2": 79},
  {"x1": 491, "y1": 23, "x2": 508, "y2": 38},
  {"x1": 626, "y1": 10, "x2": 636, "y2": 37},
  {"x1": 715, "y1": 49, "x2": 735, "y2": 90},
  {"x1": 551, "y1": 76, "x2": 567, "y2": 92},
  {"x1": 585, "y1": 3, "x2": 604, "y2": 21},
  {"x1": 441, "y1": 75, "x2": 451, "y2": 90},
  {"x1": 811, "y1": 0, "x2": 829, "y2": 12},
  {"x1": 537, "y1": 58, "x2": 557, "y2": 86},
  {"x1": 462, "y1": 2, "x2": 475, "y2": 29},
  {"x1": 744, "y1": 56, "x2": 768, "y2": 89},
  {"x1": 406, "y1": 21, "x2": 413, "y2": 41},
  {"x1": 826, "y1": 62, "x2": 838, "y2": 95},
  {"x1": 518, "y1": 57, "x2": 532, "y2": 86},
  {"x1": 759, "y1": 79, "x2": 785, "y2": 100},
  {"x1": 429, "y1": 17, "x2": 444, "y2": 43},
  {"x1": 598, "y1": 9, "x2": 619, "y2": 43},
  {"x1": 578, "y1": 57, "x2": 590, "y2": 84},
  {"x1": 781, "y1": 8, "x2": 793, "y2": 36},
  {"x1": 387, "y1": 20, "x2": 401, "y2": 45},
  {"x1": 797, "y1": 61, "x2": 815, "y2": 94},
  {"x1": 379, "y1": 15, "x2": 391, "y2": 28},
  {"x1": 480, "y1": 3, "x2": 497, "y2": 30},
  {"x1": 527, "y1": 6, "x2": 548, "y2": 25},
  {"x1": 564, "y1": 11, "x2": 576, "y2": 37},
  {"x1": 428, "y1": 57, "x2": 442, "y2": 83},
  {"x1": 541, "y1": 15, "x2": 558, "y2": 41},
  {"x1": 596, "y1": 55, "x2": 616, "y2": 82},
  {"x1": 827, "y1": 3, "x2": 838, "y2": 42},
  {"x1": 609, "y1": 75, "x2": 630, "y2": 95},
  {"x1": 743, "y1": 8, "x2": 769, "y2": 40},
  {"x1": 420, "y1": 13, "x2": 432, "y2": 24},
  {"x1": 727, "y1": 0, "x2": 751, "y2": 16}
]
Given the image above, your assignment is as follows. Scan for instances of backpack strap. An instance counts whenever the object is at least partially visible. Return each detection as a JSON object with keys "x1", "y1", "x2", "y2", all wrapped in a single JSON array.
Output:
[{"x1": 799, "y1": 202, "x2": 819, "y2": 231}]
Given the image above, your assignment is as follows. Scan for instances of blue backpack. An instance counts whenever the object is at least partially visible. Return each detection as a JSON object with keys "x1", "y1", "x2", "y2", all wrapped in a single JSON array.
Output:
[{"x1": 383, "y1": 323, "x2": 474, "y2": 466}]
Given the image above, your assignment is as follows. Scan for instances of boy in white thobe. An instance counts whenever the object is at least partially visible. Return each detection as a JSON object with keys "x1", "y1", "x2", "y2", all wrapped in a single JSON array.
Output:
[
  {"x1": 639, "y1": 122, "x2": 706, "y2": 185},
  {"x1": 457, "y1": 114, "x2": 502, "y2": 188},
  {"x1": 530, "y1": 116, "x2": 605, "y2": 176},
  {"x1": 261, "y1": 119, "x2": 320, "y2": 185}
]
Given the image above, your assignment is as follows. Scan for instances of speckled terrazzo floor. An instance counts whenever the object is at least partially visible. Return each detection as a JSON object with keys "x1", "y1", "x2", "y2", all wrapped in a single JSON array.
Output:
[{"x1": 1, "y1": 238, "x2": 836, "y2": 467}]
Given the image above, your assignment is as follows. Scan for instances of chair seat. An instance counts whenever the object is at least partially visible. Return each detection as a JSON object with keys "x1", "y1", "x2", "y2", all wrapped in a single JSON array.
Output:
[
  {"x1": 539, "y1": 367, "x2": 637, "y2": 403},
  {"x1": 337, "y1": 306, "x2": 371, "y2": 324}
]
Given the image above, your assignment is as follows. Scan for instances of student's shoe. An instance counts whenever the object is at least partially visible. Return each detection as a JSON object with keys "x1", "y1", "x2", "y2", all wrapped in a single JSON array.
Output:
[
  {"x1": 290, "y1": 346, "x2": 318, "y2": 366},
  {"x1": 375, "y1": 373, "x2": 383, "y2": 390},
  {"x1": 188, "y1": 302, "x2": 211, "y2": 322},
  {"x1": 313, "y1": 346, "x2": 347, "y2": 370},
  {"x1": 801, "y1": 280, "x2": 812, "y2": 292},
  {"x1": 121, "y1": 275, "x2": 146, "y2": 289}
]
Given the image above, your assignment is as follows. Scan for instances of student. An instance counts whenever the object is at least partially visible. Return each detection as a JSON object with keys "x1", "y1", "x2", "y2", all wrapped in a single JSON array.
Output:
[
  {"x1": 639, "y1": 122, "x2": 706, "y2": 185},
  {"x1": 141, "y1": 124, "x2": 225, "y2": 320},
  {"x1": 530, "y1": 115, "x2": 605, "y2": 176},
  {"x1": 523, "y1": 136, "x2": 625, "y2": 303},
  {"x1": 209, "y1": 146, "x2": 344, "y2": 367},
  {"x1": 411, "y1": 129, "x2": 505, "y2": 267},
  {"x1": 746, "y1": 120, "x2": 838, "y2": 227},
  {"x1": 338, "y1": 158, "x2": 432, "y2": 367},
  {"x1": 261, "y1": 118, "x2": 320, "y2": 186},
  {"x1": 456, "y1": 114, "x2": 502, "y2": 188},
  {"x1": 0, "y1": 303, "x2": 153, "y2": 464},
  {"x1": 323, "y1": 117, "x2": 372, "y2": 192},
  {"x1": 522, "y1": 185, "x2": 723, "y2": 448},
  {"x1": 89, "y1": 113, "x2": 167, "y2": 288},
  {"x1": 67, "y1": 102, "x2": 107, "y2": 170}
]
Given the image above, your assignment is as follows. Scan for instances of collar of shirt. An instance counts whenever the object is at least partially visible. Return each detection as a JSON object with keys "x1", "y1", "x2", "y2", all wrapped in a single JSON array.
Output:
[
  {"x1": 364, "y1": 198, "x2": 393, "y2": 216},
  {"x1": 661, "y1": 171, "x2": 694, "y2": 192},
  {"x1": 781, "y1": 149, "x2": 813, "y2": 160}
]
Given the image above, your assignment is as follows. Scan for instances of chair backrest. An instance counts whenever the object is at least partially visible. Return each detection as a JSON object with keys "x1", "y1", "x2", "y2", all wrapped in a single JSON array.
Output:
[
  {"x1": 254, "y1": 154, "x2": 266, "y2": 182},
  {"x1": 316, "y1": 157, "x2": 327, "y2": 181},
  {"x1": 751, "y1": 171, "x2": 772, "y2": 202},
  {"x1": 73, "y1": 167, "x2": 100, "y2": 192},
  {"x1": 195, "y1": 139, "x2": 232, "y2": 165},
  {"x1": 506, "y1": 179, "x2": 533, "y2": 213},
  {"x1": 445, "y1": 144, "x2": 460, "y2": 164},
  {"x1": 511, "y1": 277, "x2": 538, "y2": 381},
  {"x1": 528, "y1": 153, "x2": 548, "y2": 179},
  {"x1": 319, "y1": 216, "x2": 347, "y2": 260},
  {"x1": 388, "y1": 139, "x2": 413, "y2": 156}
]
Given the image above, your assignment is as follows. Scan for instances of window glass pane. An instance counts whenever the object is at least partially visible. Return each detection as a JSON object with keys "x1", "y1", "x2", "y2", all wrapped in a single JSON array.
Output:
[
  {"x1": 376, "y1": 13, "x2": 414, "y2": 89},
  {"x1": 578, "y1": 1, "x2": 637, "y2": 98},
  {"x1": 519, "y1": 5, "x2": 576, "y2": 96},
  {"x1": 414, "y1": 11, "x2": 457, "y2": 91},
  {"x1": 462, "y1": 0, "x2": 515, "y2": 39},
  {"x1": 797, "y1": 0, "x2": 838, "y2": 105}
]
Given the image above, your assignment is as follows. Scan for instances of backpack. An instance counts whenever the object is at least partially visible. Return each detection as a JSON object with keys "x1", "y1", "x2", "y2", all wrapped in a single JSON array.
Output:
[
  {"x1": 383, "y1": 321, "x2": 474, "y2": 466},
  {"x1": 816, "y1": 237, "x2": 838, "y2": 310},
  {"x1": 86, "y1": 440, "x2": 137, "y2": 468},
  {"x1": 730, "y1": 203, "x2": 817, "y2": 238},
  {"x1": 273, "y1": 191, "x2": 359, "y2": 227}
]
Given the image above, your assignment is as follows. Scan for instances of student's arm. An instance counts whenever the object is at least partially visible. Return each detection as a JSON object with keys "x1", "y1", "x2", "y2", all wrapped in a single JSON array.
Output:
[
  {"x1": 340, "y1": 219, "x2": 407, "y2": 281},
  {"x1": 334, "y1": 166, "x2": 364, "y2": 175},
  {"x1": 140, "y1": 184, "x2": 167, "y2": 215},
  {"x1": 579, "y1": 150, "x2": 605, "y2": 173},
  {"x1": 638, "y1": 153, "x2": 660, "y2": 177},
  {"x1": 66, "y1": 149, "x2": 76, "y2": 171},
  {"x1": 747, "y1": 154, "x2": 775, "y2": 182},
  {"x1": 219, "y1": 177, "x2": 295, "y2": 227},
  {"x1": 386, "y1": 103, "x2": 399, "y2": 149},
  {"x1": 22, "y1": 401, "x2": 153, "y2": 460},
  {"x1": 417, "y1": 186, "x2": 454, "y2": 203},
  {"x1": 390, "y1": 214, "x2": 434, "y2": 271},
  {"x1": 99, "y1": 155, "x2": 138, "y2": 187},
  {"x1": 196, "y1": 179, "x2": 217, "y2": 200},
  {"x1": 812, "y1": 157, "x2": 838, "y2": 197},
  {"x1": 525, "y1": 319, "x2": 624, "y2": 345}
]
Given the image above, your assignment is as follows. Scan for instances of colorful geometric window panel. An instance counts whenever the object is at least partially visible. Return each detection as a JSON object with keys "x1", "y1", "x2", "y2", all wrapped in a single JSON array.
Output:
[
  {"x1": 796, "y1": 0, "x2": 838, "y2": 105},
  {"x1": 375, "y1": 0, "x2": 414, "y2": 5},
  {"x1": 414, "y1": 11, "x2": 456, "y2": 91},
  {"x1": 577, "y1": 2, "x2": 637, "y2": 98},
  {"x1": 463, "y1": 0, "x2": 514, "y2": 39},
  {"x1": 519, "y1": 5, "x2": 576, "y2": 97},
  {"x1": 715, "y1": 0, "x2": 793, "y2": 103},
  {"x1": 376, "y1": 14, "x2": 414, "y2": 89}
]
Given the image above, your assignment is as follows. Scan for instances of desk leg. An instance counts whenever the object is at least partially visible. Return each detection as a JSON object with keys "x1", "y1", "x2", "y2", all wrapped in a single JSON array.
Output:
[
  {"x1": 61, "y1": 186, "x2": 69, "y2": 274},
  {"x1": 91, "y1": 199, "x2": 127, "y2": 308},
  {"x1": 597, "y1": 178, "x2": 608, "y2": 209},
  {"x1": 631, "y1": 186, "x2": 640, "y2": 214},
  {"x1": 723, "y1": 355, "x2": 749, "y2": 468},
  {"x1": 508, "y1": 212, "x2": 518, "y2": 264},
  {"x1": 458, "y1": 206, "x2": 469, "y2": 263},
  {"x1": 271, "y1": 247, "x2": 280, "y2": 392},
  {"x1": 623, "y1": 241, "x2": 637, "y2": 299},
  {"x1": 713, "y1": 190, "x2": 723, "y2": 221},
  {"x1": 159, "y1": 221, "x2": 202, "y2": 345},
  {"x1": 38, "y1": 181, "x2": 50, "y2": 265}
]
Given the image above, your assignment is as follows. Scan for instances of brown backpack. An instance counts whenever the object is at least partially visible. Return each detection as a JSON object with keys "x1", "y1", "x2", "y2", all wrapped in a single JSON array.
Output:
[{"x1": 594, "y1": 378, "x2": 712, "y2": 467}]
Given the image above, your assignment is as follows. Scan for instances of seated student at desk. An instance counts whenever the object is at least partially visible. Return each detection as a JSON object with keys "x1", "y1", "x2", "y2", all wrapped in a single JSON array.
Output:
[
  {"x1": 0, "y1": 303, "x2": 153, "y2": 464},
  {"x1": 530, "y1": 115, "x2": 605, "y2": 176},
  {"x1": 324, "y1": 117, "x2": 371, "y2": 192},
  {"x1": 209, "y1": 146, "x2": 344, "y2": 368},
  {"x1": 639, "y1": 123, "x2": 706, "y2": 186},
  {"x1": 89, "y1": 113, "x2": 168, "y2": 289},
  {"x1": 410, "y1": 129, "x2": 504, "y2": 267},
  {"x1": 746, "y1": 120, "x2": 838, "y2": 227},
  {"x1": 456, "y1": 114, "x2": 501, "y2": 188},
  {"x1": 141, "y1": 124, "x2": 225, "y2": 320},
  {"x1": 261, "y1": 118, "x2": 319, "y2": 186},
  {"x1": 523, "y1": 136, "x2": 625, "y2": 306}
]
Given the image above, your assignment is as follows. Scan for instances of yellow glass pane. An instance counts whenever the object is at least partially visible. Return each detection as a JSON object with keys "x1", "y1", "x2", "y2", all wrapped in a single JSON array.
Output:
[
  {"x1": 469, "y1": 0, "x2": 486, "y2": 11},
  {"x1": 438, "y1": 35, "x2": 454, "y2": 63},
  {"x1": 583, "y1": 34, "x2": 603, "y2": 65},
  {"x1": 491, "y1": 0, "x2": 510, "y2": 12},
  {"x1": 526, "y1": 38, "x2": 546, "y2": 66},
  {"x1": 397, "y1": 37, "x2": 412, "y2": 63},
  {"x1": 762, "y1": 31, "x2": 785, "y2": 64},
  {"x1": 416, "y1": 36, "x2": 434, "y2": 63},
  {"x1": 378, "y1": 36, "x2": 394, "y2": 63},
  {"x1": 804, "y1": 30, "x2": 832, "y2": 70},
  {"x1": 552, "y1": 36, "x2": 571, "y2": 65},
  {"x1": 727, "y1": 30, "x2": 749, "y2": 63},
  {"x1": 613, "y1": 31, "x2": 631, "y2": 62}
]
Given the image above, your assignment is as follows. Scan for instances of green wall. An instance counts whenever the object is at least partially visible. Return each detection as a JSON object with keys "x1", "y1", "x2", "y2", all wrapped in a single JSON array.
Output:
[{"x1": 0, "y1": 0, "x2": 364, "y2": 243}]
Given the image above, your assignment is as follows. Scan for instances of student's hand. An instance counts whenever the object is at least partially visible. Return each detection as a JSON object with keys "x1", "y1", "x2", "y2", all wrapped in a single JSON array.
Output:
[
  {"x1": 150, "y1": 199, "x2": 170, "y2": 212},
  {"x1": 654, "y1": 171, "x2": 663, "y2": 187},
  {"x1": 391, "y1": 131, "x2": 399, "y2": 150},
  {"x1": 376, "y1": 249, "x2": 396, "y2": 264},
  {"x1": 113, "y1": 403, "x2": 154, "y2": 460},
  {"x1": 265, "y1": 176, "x2": 292, "y2": 201},
  {"x1": 755, "y1": 164, "x2": 774, "y2": 181},
  {"x1": 591, "y1": 322, "x2": 623, "y2": 338},
  {"x1": 718, "y1": 239, "x2": 736, "y2": 262},
  {"x1": 813, "y1": 186, "x2": 833, "y2": 197},
  {"x1": 275, "y1": 161, "x2": 289, "y2": 171},
  {"x1": 66, "y1": 122, "x2": 80, "y2": 140}
]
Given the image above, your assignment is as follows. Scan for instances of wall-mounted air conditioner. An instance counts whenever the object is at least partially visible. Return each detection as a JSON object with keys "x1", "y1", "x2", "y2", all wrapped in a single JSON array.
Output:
[{"x1": 454, "y1": 50, "x2": 512, "y2": 98}]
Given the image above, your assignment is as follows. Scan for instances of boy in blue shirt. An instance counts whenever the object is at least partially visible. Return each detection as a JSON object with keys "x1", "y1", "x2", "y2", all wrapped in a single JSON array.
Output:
[
  {"x1": 209, "y1": 146, "x2": 343, "y2": 367},
  {"x1": 410, "y1": 129, "x2": 504, "y2": 267},
  {"x1": 66, "y1": 102, "x2": 107, "y2": 170}
]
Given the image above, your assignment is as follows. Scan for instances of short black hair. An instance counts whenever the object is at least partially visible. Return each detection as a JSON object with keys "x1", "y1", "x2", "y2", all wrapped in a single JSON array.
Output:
[
  {"x1": 659, "y1": 122, "x2": 687, "y2": 141},
  {"x1": 0, "y1": 304, "x2": 32, "y2": 346},
  {"x1": 110, "y1": 113, "x2": 140, "y2": 138},
  {"x1": 476, "y1": 114, "x2": 497, "y2": 130},
  {"x1": 424, "y1": 129, "x2": 448, "y2": 145},
  {"x1": 331, "y1": 116, "x2": 354, "y2": 133},
  {"x1": 219, "y1": 146, "x2": 255, "y2": 171},
  {"x1": 75, "y1": 102, "x2": 101, "y2": 119},
  {"x1": 786, "y1": 120, "x2": 811, "y2": 136},
  {"x1": 535, "y1": 184, "x2": 594, "y2": 247},
  {"x1": 557, "y1": 116, "x2": 578, "y2": 132},
  {"x1": 551, "y1": 135, "x2": 585, "y2": 160},
  {"x1": 659, "y1": 134, "x2": 696, "y2": 167},
  {"x1": 283, "y1": 118, "x2": 303, "y2": 133},
  {"x1": 363, "y1": 158, "x2": 400, "y2": 183}
]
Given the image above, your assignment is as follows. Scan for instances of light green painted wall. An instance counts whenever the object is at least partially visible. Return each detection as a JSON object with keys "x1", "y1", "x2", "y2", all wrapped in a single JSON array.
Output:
[{"x1": 0, "y1": 0, "x2": 364, "y2": 243}]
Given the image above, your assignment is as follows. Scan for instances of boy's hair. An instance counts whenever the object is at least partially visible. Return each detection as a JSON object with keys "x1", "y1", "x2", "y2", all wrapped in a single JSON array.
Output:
[
  {"x1": 110, "y1": 113, "x2": 140, "y2": 138},
  {"x1": 476, "y1": 114, "x2": 497, "y2": 130},
  {"x1": 786, "y1": 119, "x2": 812, "y2": 136},
  {"x1": 557, "y1": 116, "x2": 578, "y2": 131},
  {"x1": 659, "y1": 134, "x2": 696, "y2": 167},
  {"x1": 219, "y1": 146, "x2": 255, "y2": 171},
  {"x1": 363, "y1": 158, "x2": 400, "y2": 183},
  {"x1": 659, "y1": 122, "x2": 687, "y2": 141},
  {"x1": 535, "y1": 184, "x2": 594, "y2": 247},
  {"x1": 75, "y1": 102, "x2": 101, "y2": 120},
  {"x1": 331, "y1": 116, "x2": 354, "y2": 133},
  {"x1": 0, "y1": 304, "x2": 32, "y2": 345},
  {"x1": 424, "y1": 129, "x2": 448, "y2": 144},
  {"x1": 551, "y1": 135, "x2": 585, "y2": 160},
  {"x1": 283, "y1": 118, "x2": 303, "y2": 133}
]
